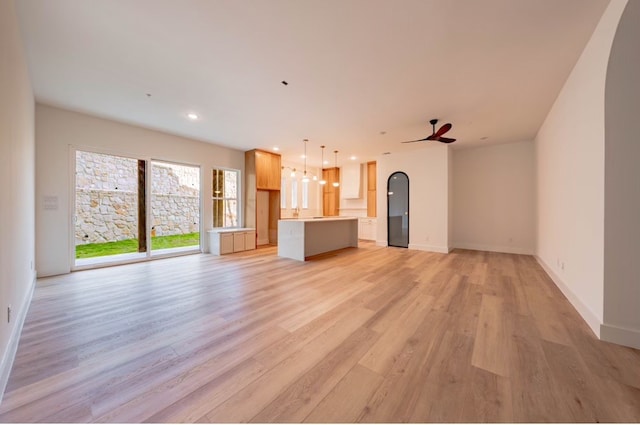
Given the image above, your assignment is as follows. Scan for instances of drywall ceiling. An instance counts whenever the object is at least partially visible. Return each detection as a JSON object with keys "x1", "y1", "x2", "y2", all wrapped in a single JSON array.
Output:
[{"x1": 16, "y1": 0, "x2": 609, "y2": 166}]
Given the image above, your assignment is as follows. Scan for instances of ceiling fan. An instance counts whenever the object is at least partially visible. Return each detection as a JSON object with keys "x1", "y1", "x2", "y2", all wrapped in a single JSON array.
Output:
[{"x1": 402, "y1": 119, "x2": 456, "y2": 144}]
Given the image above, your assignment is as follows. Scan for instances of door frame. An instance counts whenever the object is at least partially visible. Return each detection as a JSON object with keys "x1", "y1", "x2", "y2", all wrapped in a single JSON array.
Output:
[
  {"x1": 386, "y1": 171, "x2": 409, "y2": 248},
  {"x1": 70, "y1": 146, "x2": 203, "y2": 271}
]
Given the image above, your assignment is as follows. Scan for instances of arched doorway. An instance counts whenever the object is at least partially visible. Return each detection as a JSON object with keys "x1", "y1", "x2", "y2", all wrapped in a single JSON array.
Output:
[{"x1": 387, "y1": 172, "x2": 409, "y2": 248}]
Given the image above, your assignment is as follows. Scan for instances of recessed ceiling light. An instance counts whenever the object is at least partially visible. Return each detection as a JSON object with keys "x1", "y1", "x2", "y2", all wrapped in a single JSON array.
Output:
[
  {"x1": 273, "y1": 147, "x2": 280, "y2": 151},
  {"x1": 350, "y1": 156, "x2": 357, "y2": 160},
  {"x1": 300, "y1": 154, "x2": 306, "y2": 159},
  {"x1": 323, "y1": 160, "x2": 329, "y2": 165},
  {"x1": 187, "y1": 113, "x2": 199, "y2": 120}
]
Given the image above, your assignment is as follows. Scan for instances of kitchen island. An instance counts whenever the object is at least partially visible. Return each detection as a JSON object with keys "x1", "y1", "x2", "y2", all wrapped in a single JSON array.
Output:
[{"x1": 277, "y1": 217, "x2": 358, "y2": 261}]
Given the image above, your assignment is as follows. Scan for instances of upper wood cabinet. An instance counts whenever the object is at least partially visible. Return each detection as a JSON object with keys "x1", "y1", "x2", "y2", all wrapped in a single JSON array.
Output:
[
  {"x1": 367, "y1": 161, "x2": 377, "y2": 217},
  {"x1": 247, "y1": 149, "x2": 281, "y2": 190},
  {"x1": 367, "y1": 161, "x2": 377, "y2": 190},
  {"x1": 322, "y1": 167, "x2": 340, "y2": 216}
]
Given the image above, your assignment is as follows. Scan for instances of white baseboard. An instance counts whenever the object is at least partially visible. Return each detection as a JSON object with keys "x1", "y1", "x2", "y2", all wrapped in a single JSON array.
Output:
[
  {"x1": 408, "y1": 243, "x2": 450, "y2": 254},
  {"x1": 600, "y1": 323, "x2": 640, "y2": 349},
  {"x1": 374, "y1": 240, "x2": 450, "y2": 254},
  {"x1": 535, "y1": 256, "x2": 601, "y2": 338},
  {"x1": 453, "y1": 242, "x2": 533, "y2": 255},
  {"x1": 0, "y1": 271, "x2": 36, "y2": 404}
]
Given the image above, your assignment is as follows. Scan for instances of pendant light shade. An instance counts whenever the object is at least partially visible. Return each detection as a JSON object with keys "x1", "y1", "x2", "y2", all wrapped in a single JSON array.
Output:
[
  {"x1": 319, "y1": 145, "x2": 327, "y2": 185},
  {"x1": 332, "y1": 150, "x2": 340, "y2": 187},
  {"x1": 302, "y1": 139, "x2": 310, "y2": 183}
]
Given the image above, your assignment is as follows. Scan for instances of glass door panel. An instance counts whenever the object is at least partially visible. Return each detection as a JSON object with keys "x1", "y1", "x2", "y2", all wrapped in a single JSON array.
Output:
[
  {"x1": 387, "y1": 172, "x2": 409, "y2": 248},
  {"x1": 74, "y1": 150, "x2": 145, "y2": 266},
  {"x1": 150, "y1": 161, "x2": 201, "y2": 255}
]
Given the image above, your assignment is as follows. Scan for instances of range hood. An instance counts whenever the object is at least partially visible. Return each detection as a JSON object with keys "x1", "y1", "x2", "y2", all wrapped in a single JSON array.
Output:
[{"x1": 341, "y1": 163, "x2": 361, "y2": 199}]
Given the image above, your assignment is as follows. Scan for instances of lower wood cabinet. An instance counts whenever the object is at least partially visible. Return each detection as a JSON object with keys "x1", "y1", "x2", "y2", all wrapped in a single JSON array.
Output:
[
  {"x1": 233, "y1": 232, "x2": 245, "y2": 252},
  {"x1": 244, "y1": 231, "x2": 256, "y2": 250},
  {"x1": 208, "y1": 228, "x2": 256, "y2": 255},
  {"x1": 220, "y1": 233, "x2": 234, "y2": 254}
]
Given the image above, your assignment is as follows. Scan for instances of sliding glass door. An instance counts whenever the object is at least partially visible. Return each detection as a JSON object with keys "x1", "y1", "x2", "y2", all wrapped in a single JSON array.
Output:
[{"x1": 74, "y1": 149, "x2": 200, "y2": 268}]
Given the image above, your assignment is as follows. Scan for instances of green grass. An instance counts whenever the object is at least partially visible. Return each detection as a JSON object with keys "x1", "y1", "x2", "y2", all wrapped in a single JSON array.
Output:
[{"x1": 76, "y1": 232, "x2": 200, "y2": 259}]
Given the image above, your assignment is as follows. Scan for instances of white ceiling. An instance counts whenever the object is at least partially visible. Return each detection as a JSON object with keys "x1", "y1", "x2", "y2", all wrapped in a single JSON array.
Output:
[{"x1": 16, "y1": 0, "x2": 609, "y2": 166}]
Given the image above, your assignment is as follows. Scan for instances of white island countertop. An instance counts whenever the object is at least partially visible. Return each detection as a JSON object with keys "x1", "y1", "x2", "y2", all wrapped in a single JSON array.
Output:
[
  {"x1": 280, "y1": 216, "x2": 358, "y2": 222},
  {"x1": 277, "y1": 217, "x2": 358, "y2": 261}
]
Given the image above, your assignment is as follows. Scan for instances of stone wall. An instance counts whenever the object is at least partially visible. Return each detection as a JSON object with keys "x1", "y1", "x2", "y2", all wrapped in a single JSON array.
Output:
[
  {"x1": 150, "y1": 194, "x2": 199, "y2": 237},
  {"x1": 75, "y1": 151, "x2": 200, "y2": 244},
  {"x1": 76, "y1": 189, "x2": 138, "y2": 243}
]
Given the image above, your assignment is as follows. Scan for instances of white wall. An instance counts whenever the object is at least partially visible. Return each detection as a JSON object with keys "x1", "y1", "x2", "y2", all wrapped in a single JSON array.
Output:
[
  {"x1": 35, "y1": 105, "x2": 245, "y2": 277},
  {"x1": 534, "y1": 0, "x2": 627, "y2": 336},
  {"x1": 602, "y1": 0, "x2": 640, "y2": 348},
  {"x1": 376, "y1": 145, "x2": 450, "y2": 252},
  {"x1": 0, "y1": 0, "x2": 36, "y2": 402},
  {"x1": 448, "y1": 148, "x2": 454, "y2": 250},
  {"x1": 453, "y1": 141, "x2": 535, "y2": 255}
]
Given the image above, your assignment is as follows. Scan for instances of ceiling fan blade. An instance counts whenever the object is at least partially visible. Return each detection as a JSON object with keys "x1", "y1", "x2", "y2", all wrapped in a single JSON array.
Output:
[
  {"x1": 434, "y1": 123, "x2": 452, "y2": 137},
  {"x1": 437, "y1": 137, "x2": 456, "y2": 144},
  {"x1": 401, "y1": 137, "x2": 430, "y2": 143}
]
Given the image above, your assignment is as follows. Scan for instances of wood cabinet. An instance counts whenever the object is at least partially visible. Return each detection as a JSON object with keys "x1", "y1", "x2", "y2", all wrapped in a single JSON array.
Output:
[
  {"x1": 233, "y1": 232, "x2": 245, "y2": 252},
  {"x1": 245, "y1": 149, "x2": 281, "y2": 245},
  {"x1": 244, "y1": 230, "x2": 256, "y2": 250},
  {"x1": 367, "y1": 161, "x2": 377, "y2": 217},
  {"x1": 322, "y1": 167, "x2": 340, "y2": 216},
  {"x1": 219, "y1": 233, "x2": 234, "y2": 254},
  {"x1": 208, "y1": 228, "x2": 256, "y2": 255},
  {"x1": 253, "y1": 150, "x2": 281, "y2": 190}
]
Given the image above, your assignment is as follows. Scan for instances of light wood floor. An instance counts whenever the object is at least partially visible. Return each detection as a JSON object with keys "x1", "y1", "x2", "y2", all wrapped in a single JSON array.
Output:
[{"x1": 1, "y1": 242, "x2": 639, "y2": 422}]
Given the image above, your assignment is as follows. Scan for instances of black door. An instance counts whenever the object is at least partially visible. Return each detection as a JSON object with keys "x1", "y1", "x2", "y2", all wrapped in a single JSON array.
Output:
[{"x1": 387, "y1": 172, "x2": 409, "y2": 248}]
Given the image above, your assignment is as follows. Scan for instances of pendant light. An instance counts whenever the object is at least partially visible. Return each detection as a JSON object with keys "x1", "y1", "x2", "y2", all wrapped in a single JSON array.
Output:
[
  {"x1": 332, "y1": 150, "x2": 340, "y2": 187},
  {"x1": 302, "y1": 139, "x2": 310, "y2": 183},
  {"x1": 318, "y1": 145, "x2": 327, "y2": 185}
]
